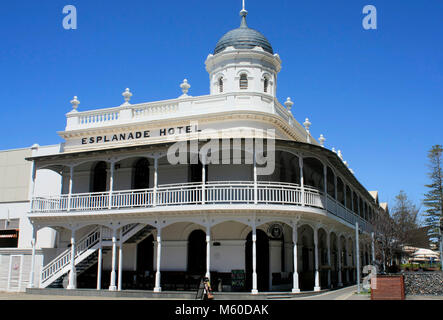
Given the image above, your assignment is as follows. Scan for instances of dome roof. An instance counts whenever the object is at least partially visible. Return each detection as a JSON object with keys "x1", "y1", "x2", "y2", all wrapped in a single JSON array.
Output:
[{"x1": 214, "y1": 11, "x2": 274, "y2": 55}]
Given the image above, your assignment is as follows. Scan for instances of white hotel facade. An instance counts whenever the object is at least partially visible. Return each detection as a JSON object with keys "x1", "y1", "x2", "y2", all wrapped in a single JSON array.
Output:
[{"x1": 0, "y1": 6, "x2": 385, "y2": 294}]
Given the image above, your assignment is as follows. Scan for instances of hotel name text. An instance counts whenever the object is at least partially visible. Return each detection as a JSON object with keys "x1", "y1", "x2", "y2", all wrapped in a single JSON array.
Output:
[{"x1": 81, "y1": 125, "x2": 201, "y2": 145}]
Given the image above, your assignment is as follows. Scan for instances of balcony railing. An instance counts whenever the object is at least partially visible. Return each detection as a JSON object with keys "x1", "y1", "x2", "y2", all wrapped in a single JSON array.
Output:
[{"x1": 31, "y1": 181, "x2": 372, "y2": 232}]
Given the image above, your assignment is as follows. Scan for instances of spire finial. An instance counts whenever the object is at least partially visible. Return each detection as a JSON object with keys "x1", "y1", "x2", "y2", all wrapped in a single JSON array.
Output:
[{"x1": 240, "y1": 0, "x2": 248, "y2": 27}]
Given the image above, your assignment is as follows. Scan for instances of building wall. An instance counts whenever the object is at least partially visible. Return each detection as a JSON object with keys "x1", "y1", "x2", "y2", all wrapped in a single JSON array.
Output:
[{"x1": 0, "y1": 148, "x2": 32, "y2": 202}]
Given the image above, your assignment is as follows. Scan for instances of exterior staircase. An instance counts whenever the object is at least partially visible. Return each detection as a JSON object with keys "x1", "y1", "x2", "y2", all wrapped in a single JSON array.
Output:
[{"x1": 40, "y1": 224, "x2": 148, "y2": 288}]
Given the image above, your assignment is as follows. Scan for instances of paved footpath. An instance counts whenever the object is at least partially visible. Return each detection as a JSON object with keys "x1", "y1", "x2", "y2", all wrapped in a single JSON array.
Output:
[{"x1": 0, "y1": 289, "x2": 442, "y2": 300}]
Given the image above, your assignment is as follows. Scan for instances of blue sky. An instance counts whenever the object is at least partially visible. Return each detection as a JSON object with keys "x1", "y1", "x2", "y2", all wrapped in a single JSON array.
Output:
[{"x1": 0, "y1": 0, "x2": 442, "y2": 215}]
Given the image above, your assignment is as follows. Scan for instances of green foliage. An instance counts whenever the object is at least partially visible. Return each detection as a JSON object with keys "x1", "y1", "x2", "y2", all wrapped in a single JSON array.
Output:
[{"x1": 423, "y1": 145, "x2": 443, "y2": 244}]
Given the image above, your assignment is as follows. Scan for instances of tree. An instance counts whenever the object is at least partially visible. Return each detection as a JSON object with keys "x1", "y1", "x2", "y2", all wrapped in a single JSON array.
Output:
[
  {"x1": 370, "y1": 207, "x2": 398, "y2": 272},
  {"x1": 370, "y1": 191, "x2": 425, "y2": 272},
  {"x1": 392, "y1": 190, "x2": 420, "y2": 246},
  {"x1": 423, "y1": 145, "x2": 443, "y2": 269}
]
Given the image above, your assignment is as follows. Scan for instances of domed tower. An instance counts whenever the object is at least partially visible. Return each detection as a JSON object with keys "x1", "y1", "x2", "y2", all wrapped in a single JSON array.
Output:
[{"x1": 205, "y1": 5, "x2": 282, "y2": 97}]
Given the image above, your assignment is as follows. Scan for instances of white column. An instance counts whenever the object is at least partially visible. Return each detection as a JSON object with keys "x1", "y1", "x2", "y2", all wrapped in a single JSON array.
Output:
[
  {"x1": 108, "y1": 162, "x2": 115, "y2": 209},
  {"x1": 67, "y1": 166, "x2": 74, "y2": 212},
  {"x1": 313, "y1": 227, "x2": 321, "y2": 292},
  {"x1": 338, "y1": 237, "x2": 343, "y2": 287},
  {"x1": 28, "y1": 162, "x2": 37, "y2": 212},
  {"x1": 327, "y1": 232, "x2": 331, "y2": 288},
  {"x1": 97, "y1": 246, "x2": 103, "y2": 290},
  {"x1": 299, "y1": 157, "x2": 305, "y2": 206},
  {"x1": 67, "y1": 229, "x2": 77, "y2": 290},
  {"x1": 28, "y1": 226, "x2": 37, "y2": 288},
  {"x1": 97, "y1": 226, "x2": 103, "y2": 290},
  {"x1": 251, "y1": 225, "x2": 258, "y2": 294},
  {"x1": 253, "y1": 151, "x2": 258, "y2": 204},
  {"x1": 118, "y1": 229, "x2": 123, "y2": 291},
  {"x1": 292, "y1": 225, "x2": 300, "y2": 293},
  {"x1": 202, "y1": 158, "x2": 206, "y2": 204},
  {"x1": 206, "y1": 226, "x2": 211, "y2": 279},
  {"x1": 323, "y1": 165, "x2": 327, "y2": 211},
  {"x1": 154, "y1": 228, "x2": 162, "y2": 292},
  {"x1": 153, "y1": 158, "x2": 158, "y2": 207},
  {"x1": 109, "y1": 229, "x2": 117, "y2": 291}
]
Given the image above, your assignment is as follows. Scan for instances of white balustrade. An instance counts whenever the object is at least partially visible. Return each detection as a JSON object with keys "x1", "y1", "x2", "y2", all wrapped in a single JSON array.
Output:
[
  {"x1": 78, "y1": 110, "x2": 119, "y2": 126},
  {"x1": 32, "y1": 181, "x2": 372, "y2": 233},
  {"x1": 41, "y1": 227, "x2": 101, "y2": 285},
  {"x1": 132, "y1": 103, "x2": 179, "y2": 118}
]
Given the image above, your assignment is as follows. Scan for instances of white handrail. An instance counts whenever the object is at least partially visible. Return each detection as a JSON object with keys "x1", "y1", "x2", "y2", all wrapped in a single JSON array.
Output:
[
  {"x1": 41, "y1": 227, "x2": 100, "y2": 284},
  {"x1": 31, "y1": 181, "x2": 372, "y2": 232}
]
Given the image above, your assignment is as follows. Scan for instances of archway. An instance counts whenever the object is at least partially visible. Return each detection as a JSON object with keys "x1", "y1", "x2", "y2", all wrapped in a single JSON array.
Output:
[
  {"x1": 92, "y1": 161, "x2": 107, "y2": 192},
  {"x1": 330, "y1": 232, "x2": 338, "y2": 288},
  {"x1": 299, "y1": 225, "x2": 315, "y2": 291},
  {"x1": 187, "y1": 230, "x2": 206, "y2": 275},
  {"x1": 245, "y1": 229, "x2": 269, "y2": 292},
  {"x1": 133, "y1": 158, "x2": 150, "y2": 190},
  {"x1": 136, "y1": 234, "x2": 154, "y2": 289}
]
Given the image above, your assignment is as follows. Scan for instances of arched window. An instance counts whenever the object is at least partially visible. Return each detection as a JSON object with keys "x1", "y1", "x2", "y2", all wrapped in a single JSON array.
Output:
[
  {"x1": 187, "y1": 230, "x2": 206, "y2": 274},
  {"x1": 133, "y1": 158, "x2": 150, "y2": 190},
  {"x1": 264, "y1": 77, "x2": 269, "y2": 93},
  {"x1": 303, "y1": 157, "x2": 324, "y2": 190},
  {"x1": 353, "y1": 193, "x2": 359, "y2": 214},
  {"x1": 327, "y1": 167, "x2": 335, "y2": 198},
  {"x1": 189, "y1": 160, "x2": 208, "y2": 183},
  {"x1": 92, "y1": 162, "x2": 107, "y2": 192},
  {"x1": 218, "y1": 77, "x2": 224, "y2": 93},
  {"x1": 346, "y1": 186, "x2": 352, "y2": 210},
  {"x1": 337, "y1": 177, "x2": 345, "y2": 205},
  {"x1": 239, "y1": 74, "x2": 248, "y2": 90}
]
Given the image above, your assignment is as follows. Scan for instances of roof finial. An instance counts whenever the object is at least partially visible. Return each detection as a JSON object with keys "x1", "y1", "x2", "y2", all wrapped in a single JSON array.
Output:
[{"x1": 240, "y1": 0, "x2": 248, "y2": 27}]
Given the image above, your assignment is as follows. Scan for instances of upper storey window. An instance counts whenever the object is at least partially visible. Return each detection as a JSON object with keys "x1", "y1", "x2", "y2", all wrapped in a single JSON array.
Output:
[
  {"x1": 239, "y1": 74, "x2": 248, "y2": 90},
  {"x1": 264, "y1": 78, "x2": 269, "y2": 93},
  {"x1": 218, "y1": 77, "x2": 224, "y2": 93}
]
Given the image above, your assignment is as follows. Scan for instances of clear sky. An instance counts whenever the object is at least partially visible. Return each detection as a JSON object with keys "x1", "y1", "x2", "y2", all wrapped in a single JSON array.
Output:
[{"x1": 0, "y1": 0, "x2": 442, "y2": 214}]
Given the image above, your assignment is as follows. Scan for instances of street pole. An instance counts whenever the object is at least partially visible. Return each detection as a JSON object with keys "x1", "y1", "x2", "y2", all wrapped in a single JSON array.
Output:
[{"x1": 356, "y1": 222, "x2": 360, "y2": 294}]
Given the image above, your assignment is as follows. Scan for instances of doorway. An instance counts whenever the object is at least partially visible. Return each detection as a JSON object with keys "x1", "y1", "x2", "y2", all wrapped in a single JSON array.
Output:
[{"x1": 245, "y1": 229, "x2": 270, "y2": 291}]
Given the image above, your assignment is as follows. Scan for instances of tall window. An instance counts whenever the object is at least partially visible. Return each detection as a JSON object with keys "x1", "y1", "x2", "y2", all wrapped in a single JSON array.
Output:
[
  {"x1": 133, "y1": 158, "x2": 150, "y2": 190},
  {"x1": 92, "y1": 162, "x2": 107, "y2": 192},
  {"x1": 239, "y1": 74, "x2": 248, "y2": 90},
  {"x1": 218, "y1": 77, "x2": 223, "y2": 93},
  {"x1": 264, "y1": 77, "x2": 269, "y2": 93}
]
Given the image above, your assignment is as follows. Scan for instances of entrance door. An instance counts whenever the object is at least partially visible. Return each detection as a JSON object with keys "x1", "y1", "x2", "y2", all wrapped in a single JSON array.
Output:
[
  {"x1": 187, "y1": 230, "x2": 206, "y2": 275},
  {"x1": 136, "y1": 235, "x2": 154, "y2": 289},
  {"x1": 245, "y1": 230, "x2": 269, "y2": 292}
]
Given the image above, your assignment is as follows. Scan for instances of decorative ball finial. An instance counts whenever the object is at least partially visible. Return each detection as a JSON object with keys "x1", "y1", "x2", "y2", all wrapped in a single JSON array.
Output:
[
  {"x1": 284, "y1": 97, "x2": 294, "y2": 111},
  {"x1": 338, "y1": 150, "x2": 343, "y2": 160},
  {"x1": 303, "y1": 118, "x2": 312, "y2": 144},
  {"x1": 319, "y1": 134, "x2": 326, "y2": 147},
  {"x1": 122, "y1": 88, "x2": 133, "y2": 105},
  {"x1": 180, "y1": 79, "x2": 191, "y2": 97},
  {"x1": 70, "y1": 96, "x2": 80, "y2": 111},
  {"x1": 240, "y1": 0, "x2": 248, "y2": 16},
  {"x1": 332, "y1": 147, "x2": 337, "y2": 153},
  {"x1": 303, "y1": 118, "x2": 311, "y2": 131}
]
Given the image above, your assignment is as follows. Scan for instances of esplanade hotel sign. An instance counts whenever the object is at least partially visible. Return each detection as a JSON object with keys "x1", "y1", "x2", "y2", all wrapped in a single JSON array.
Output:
[{"x1": 0, "y1": 3, "x2": 386, "y2": 295}]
